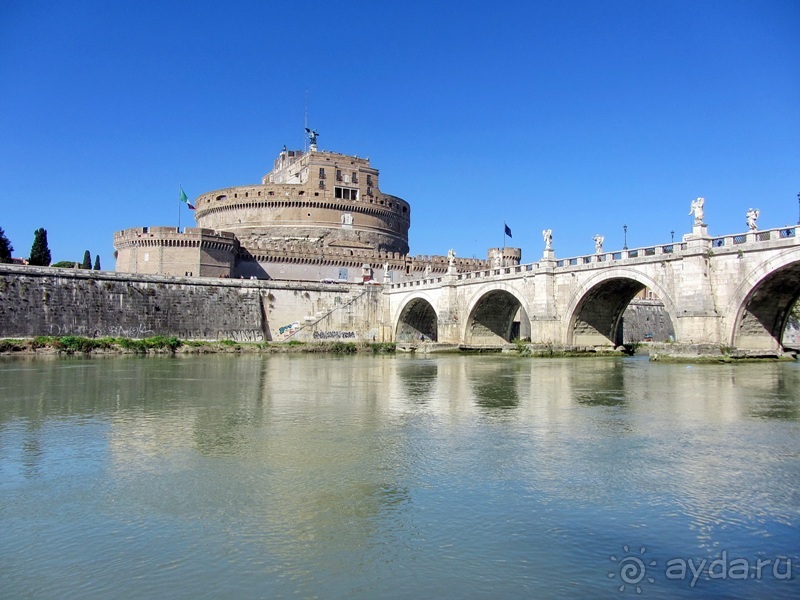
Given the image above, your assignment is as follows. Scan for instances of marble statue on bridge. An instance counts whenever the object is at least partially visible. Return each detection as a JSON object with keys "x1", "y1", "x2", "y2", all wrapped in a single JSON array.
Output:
[
  {"x1": 689, "y1": 197, "x2": 705, "y2": 225},
  {"x1": 746, "y1": 208, "x2": 760, "y2": 231},
  {"x1": 593, "y1": 234, "x2": 604, "y2": 254},
  {"x1": 447, "y1": 249, "x2": 457, "y2": 274},
  {"x1": 542, "y1": 229, "x2": 553, "y2": 250},
  {"x1": 492, "y1": 249, "x2": 503, "y2": 268}
]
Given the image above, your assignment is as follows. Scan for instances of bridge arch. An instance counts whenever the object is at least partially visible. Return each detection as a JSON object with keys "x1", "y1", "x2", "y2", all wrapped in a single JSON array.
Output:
[
  {"x1": 395, "y1": 294, "x2": 439, "y2": 342},
  {"x1": 463, "y1": 285, "x2": 531, "y2": 345},
  {"x1": 725, "y1": 251, "x2": 800, "y2": 351},
  {"x1": 564, "y1": 268, "x2": 678, "y2": 347}
]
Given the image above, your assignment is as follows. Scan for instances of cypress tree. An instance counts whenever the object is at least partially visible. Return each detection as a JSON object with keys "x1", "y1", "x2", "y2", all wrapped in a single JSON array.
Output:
[
  {"x1": 82, "y1": 250, "x2": 92, "y2": 269},
  {"x1": 29, "y1": 228, "x2": 51, "y2": 266},
  {"x1": 0, "y1": 227, "x2": 13, "y2": 263},
  {"x1": 94, "y1": 255, "x2": 101, "y2": 270}
]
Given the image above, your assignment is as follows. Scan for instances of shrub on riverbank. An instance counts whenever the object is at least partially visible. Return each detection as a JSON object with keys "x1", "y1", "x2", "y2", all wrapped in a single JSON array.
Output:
[{"x1": 0, "y1": 336, "x2": 395, "y2": 355}]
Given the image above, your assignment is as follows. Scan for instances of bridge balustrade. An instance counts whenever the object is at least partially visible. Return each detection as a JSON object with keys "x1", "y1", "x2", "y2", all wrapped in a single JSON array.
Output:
[
  {"x1": 387, "y1": 226, "x2": 797, "y2": 291},
  {"x1": 712, "y1": 226, "x2": 797, "y2": 249}
]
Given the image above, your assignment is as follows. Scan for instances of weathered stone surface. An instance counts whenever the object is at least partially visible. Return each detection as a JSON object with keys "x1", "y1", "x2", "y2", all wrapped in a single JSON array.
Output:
[
  {"x1": 0, "y1": 265, "x2": 381, "y2": 343},
  {"x1": 386, "y1": 227, "x2": 800, "y2": 352}
]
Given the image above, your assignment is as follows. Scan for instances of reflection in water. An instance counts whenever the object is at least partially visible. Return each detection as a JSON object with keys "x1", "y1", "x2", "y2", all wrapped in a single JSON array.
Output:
[
  {"x1": 0, "y1": 355, "x2": 798, "y2": 599},
  {"x1": 396, "y1": 359, "x2": 438, "y2": 403},
  {"x1": 468, "y1": 360, "x2": 520, "y2": 410},
  {"x1": 571, "y1": 359, "x2": 627, "y2": 407}
]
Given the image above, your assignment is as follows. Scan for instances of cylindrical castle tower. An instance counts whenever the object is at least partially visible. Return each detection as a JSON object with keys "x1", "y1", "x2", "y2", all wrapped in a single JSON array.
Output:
[{"x1": 193, "y1": 148, "x2": 410, "y2": 255}]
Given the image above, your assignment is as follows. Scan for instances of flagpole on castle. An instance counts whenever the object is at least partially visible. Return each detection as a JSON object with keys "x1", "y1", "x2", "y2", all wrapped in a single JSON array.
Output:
[{"x1": 178, "y1": 185, "x2": 181, "y2": 232}]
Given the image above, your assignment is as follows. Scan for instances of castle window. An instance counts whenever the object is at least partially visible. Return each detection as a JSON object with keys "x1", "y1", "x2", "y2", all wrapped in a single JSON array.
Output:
[
  {"x1": 336, "y1": 169, "x2": 342, "y2": 182},
  {"x1": 216, "y1": 195, "x2": 227, "y2": 201},
  {"x1": 367, "y1": 175, "x2": 373, "y2": 186},
  {"x1": 319, "y1": 168, "x2": 325, "y2": 179},
  {"x1": 335, "y1": 187, "x2": 358, "y2": 200},
  {"x1": 352, "y1": 172, "x2": 358, "y2": 183},
  {"x1": 319, "y1": 180, "x2": 325, "y2": 189}
]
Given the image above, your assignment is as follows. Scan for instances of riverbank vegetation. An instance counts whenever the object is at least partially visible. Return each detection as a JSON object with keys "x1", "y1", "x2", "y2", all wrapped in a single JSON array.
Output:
[{"x1": 0, "y1": 336, "x2": 396, "y2": 355}]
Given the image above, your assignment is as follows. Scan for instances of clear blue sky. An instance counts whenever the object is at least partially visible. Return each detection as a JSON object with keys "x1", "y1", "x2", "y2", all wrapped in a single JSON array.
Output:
[{"x1": 1, "y1": 0, "x2": 798, "y2": 267}]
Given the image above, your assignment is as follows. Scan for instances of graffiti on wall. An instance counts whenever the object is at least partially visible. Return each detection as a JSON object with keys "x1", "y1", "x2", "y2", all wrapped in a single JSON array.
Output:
[
  {"x1": 178, "y1": 329, "x2": 264, "y2": 342},
  {"x1": 312, "y1": 330, "x2": 356, "y2": 340},
  {"x1": 278, "y1": 321, "x2": 301, "y2": 340},
  {"x1": 48, "y1": 323, "x2": 156, "y2": 338}
]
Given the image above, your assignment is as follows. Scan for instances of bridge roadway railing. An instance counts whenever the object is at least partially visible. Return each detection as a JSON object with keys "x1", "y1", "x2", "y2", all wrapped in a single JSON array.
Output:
[
  {"x1": 387, "y1": 263, "x2": 544, "y2": 290},
  {"x1": 709, "y1": 225, "x2": 797, "y2": 248},
  {"x1": 556, "y1": 242, "x2": 676, "y2": 267},
  {"x1": 386, "y1": 226, "x2": 798, "y2": 291}
]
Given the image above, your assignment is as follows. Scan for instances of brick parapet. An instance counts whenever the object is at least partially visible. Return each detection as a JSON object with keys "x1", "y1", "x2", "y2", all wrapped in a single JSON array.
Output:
[
  {"x1": 114, "y1": 227, "x2": 239, "y2": 251},
  {"x1": 239, "y1": 244, "x2": 490, "y2": 273}
]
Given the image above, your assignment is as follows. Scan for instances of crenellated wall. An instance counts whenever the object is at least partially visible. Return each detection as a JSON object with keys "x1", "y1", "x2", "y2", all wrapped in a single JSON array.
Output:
[{"x1": 114, "y1": 227, "x2": 238, "y2": 278}]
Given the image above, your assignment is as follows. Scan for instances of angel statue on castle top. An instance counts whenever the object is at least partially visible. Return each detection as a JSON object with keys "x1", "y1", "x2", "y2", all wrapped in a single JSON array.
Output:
[{"x1": 447, "y1": 249, "x2": 456, "y2": 267}]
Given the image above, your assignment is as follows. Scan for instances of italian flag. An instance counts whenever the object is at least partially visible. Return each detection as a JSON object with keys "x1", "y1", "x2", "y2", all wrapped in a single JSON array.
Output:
[{"x1": 180, "y1": 186, "x2": 195, "y2": 210}]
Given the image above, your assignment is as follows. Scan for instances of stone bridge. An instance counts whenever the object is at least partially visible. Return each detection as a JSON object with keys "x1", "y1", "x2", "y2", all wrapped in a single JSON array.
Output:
[{"x1": 384, "y1": 224, "x2": 800, "y2": 354}]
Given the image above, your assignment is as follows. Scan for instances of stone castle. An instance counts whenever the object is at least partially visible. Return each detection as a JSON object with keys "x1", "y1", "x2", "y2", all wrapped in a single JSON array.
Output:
[{"x1": 114, "y1": 138, "x2": 513, "y2": 282}]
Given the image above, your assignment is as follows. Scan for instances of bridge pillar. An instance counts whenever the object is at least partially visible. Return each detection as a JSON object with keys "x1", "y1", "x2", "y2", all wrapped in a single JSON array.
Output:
[
  {"x1": 675, "y1": 227, "x2": 722, "y2": 343},
  {"x1": 436, "y1": 274, "x2": 462, "y2": 344},
  {"x1": 528, "y1": 253, "x2": 561, "y2": 344}
]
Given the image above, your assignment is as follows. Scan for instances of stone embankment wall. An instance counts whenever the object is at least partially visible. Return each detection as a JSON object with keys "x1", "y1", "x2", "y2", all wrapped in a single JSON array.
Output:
[
  {"x1": 0, "y1": 265, "x2": 381, "y2": 343},
  {"x1": 621, "y1": 299, "x2": 676, "y2": 343}
]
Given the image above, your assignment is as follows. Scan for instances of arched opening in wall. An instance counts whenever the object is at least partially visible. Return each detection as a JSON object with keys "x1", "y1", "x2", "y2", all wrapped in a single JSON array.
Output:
[
  {"x1": 465, "y1": 290, "x2": 528, "y2": 346},
  {"x1": 733, "y1": 261, "x2": 800, "y2": 352},
  {"x1": 396, "y1": 298, "x2": 438, "y2": 342},
  {"x1": 783, "y1": 298, "x2": 800, "y2": 350},
  {"x1": 620, "y1": 287, "x2": 676, "y2": 344},
  {"x1": 569, "y1": 278, "x2": 676, "y2": 348},
  {"x1": 511, "y1": 306, "x2": 531, "y2": 341}
]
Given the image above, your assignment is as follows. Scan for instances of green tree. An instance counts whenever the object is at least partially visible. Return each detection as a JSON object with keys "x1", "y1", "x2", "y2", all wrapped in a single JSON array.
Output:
[
  {"x1": 788, "y1": 300, "x2": 800, "y2": 329},
  {"x1": 0, "y1": 227, "x2": 13, "y2": 263},
  {"x1": 81, "y1": 250, "x2": 92, "y2": 269},
  {"x1": 52, "y1": 260, "x2": 77, "y2": 268},
  {"x1": 28, "y1": 228, "x2": 52, "y2": 266},
  {"x1": 93, "y1": 255, "x2": 101, "y2": 270}
]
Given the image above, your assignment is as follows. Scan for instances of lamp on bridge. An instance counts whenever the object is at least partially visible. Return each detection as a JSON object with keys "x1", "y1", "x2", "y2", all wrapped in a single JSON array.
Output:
[
  {"x1": 797, "y1": 192, "x2": 799, "y2": 225},
  {"x1": 623, "y1": 224, "x2": 628, "y2": 250}
]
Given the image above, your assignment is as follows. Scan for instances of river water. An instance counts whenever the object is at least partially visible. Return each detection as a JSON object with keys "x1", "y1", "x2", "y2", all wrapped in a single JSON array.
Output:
[{"x1": 0, "y1": 354, "x2": 798, "y2": 599}]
